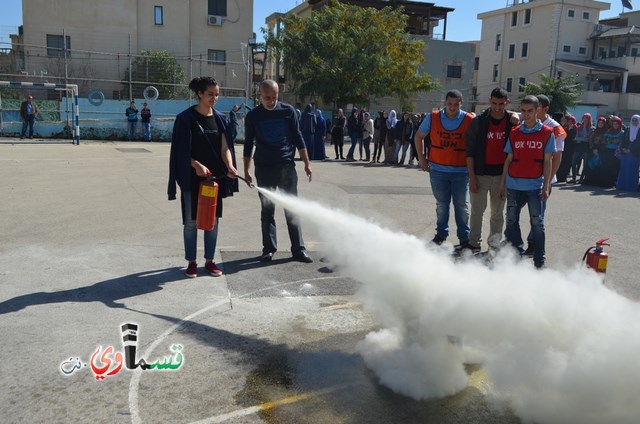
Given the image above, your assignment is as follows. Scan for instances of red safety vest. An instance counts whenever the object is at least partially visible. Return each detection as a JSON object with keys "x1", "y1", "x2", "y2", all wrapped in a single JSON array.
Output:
[
  {"x1": 428, "y1": 110, "x2": 474, "y2": 167},
  {"x1": 508, "y1": 125, "x2": 553, "y2": 179}
]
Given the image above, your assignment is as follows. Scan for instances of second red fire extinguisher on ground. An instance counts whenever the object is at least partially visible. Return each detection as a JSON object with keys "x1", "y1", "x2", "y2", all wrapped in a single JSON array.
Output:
[{"x1": 582, "y1": 237, "x2": 610, "y2": 274}]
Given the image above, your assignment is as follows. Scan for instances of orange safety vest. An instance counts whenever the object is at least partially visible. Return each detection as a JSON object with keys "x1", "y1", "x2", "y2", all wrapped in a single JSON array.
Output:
[
  {"x1": 508, "y1": 125, "x2": 553, "y2": 179},
  {"x1": 428, "y1": 110, "x2": 474, "y2": 167}
]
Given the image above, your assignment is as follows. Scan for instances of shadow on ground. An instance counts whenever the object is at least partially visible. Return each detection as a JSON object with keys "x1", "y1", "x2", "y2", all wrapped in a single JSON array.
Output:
[{"x1": 0, "y1": 267, "x2": 183, "y2": 314}]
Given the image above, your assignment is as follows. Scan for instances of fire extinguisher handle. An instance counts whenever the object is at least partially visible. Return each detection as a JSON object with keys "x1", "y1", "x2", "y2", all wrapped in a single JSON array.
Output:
[{"x1": 595, "y1": 237, "x2": 610, "y2": 246}]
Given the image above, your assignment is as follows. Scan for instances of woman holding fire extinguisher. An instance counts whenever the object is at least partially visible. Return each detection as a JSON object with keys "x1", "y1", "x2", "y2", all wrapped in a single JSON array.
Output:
[{"x1": 168, "y1": 76, "x2": 239, "y2": 278}]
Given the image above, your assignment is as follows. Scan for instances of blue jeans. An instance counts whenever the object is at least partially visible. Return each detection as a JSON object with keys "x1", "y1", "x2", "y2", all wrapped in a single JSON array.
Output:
[
  {"x1": 429, "y1": 169, "x2": 470, "y2": 242},
  {"x1": 255, "y1": 164, "x2": 305, "y2": 255},
  {"x1": 182, "y1": 191, "x2": 219, "y2": 262},
  {"x1": 128, "y1": 121, "x2": 137, "y2": 141},
  {"x1": 505, "y1": 188, "x2": 545, "y2": 266},
  {"x1": 142, "y1": 122, "x2": 151, "y2": 141},
  {"x1": 21, "y1": 115, "x2": 35, "y2": 137},
  {"x1": 347, "y1": 131, "x2": 359, "y2": 158}
]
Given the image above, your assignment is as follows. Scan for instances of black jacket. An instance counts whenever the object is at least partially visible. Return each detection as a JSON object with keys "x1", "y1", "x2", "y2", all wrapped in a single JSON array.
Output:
[
  {"x1": 465, "y1": 107, "x2": 516, "y2": 175},
  {"x1": 168, "y1": 106, "x2": 239, "y2": 202}
]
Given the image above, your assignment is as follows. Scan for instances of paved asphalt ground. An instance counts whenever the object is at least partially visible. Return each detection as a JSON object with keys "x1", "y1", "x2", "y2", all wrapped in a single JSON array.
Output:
[{"x1": 1, "y1": 138, "x2": 638, "y2": 423}]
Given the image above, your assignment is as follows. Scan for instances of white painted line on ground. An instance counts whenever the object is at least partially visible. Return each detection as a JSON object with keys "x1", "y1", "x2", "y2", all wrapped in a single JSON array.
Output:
[{"x1": 129, "y1": 275, "x2": 343, "y2": 424}]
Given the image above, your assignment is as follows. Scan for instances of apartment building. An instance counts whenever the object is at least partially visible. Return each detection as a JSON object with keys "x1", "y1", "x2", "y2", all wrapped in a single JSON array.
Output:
[
  {"x1": 476, "y1": 0, "x2": 610, "y2": 114},
  {"x1": 13, "y1": 0, "x2": 254, "y2": 99}
]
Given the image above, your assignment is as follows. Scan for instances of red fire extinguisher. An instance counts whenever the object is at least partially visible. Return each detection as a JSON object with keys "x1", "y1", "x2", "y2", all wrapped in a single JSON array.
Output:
[
  {"x1": 196, "y1": 178, "x2": 219, "y2": 231},
  {"x1": 582, "y1": 237, "x2": 610, "y2": 274}
]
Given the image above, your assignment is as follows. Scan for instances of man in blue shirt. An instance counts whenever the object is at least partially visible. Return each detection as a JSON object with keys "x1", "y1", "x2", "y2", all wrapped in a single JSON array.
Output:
[
  {"x1": 243, "y1": 79, "x2": 313, "y2": 263},
  {"x1": 20, "y1": 95, "x2": 38, "y2": 139},
  {"x1": 499, "y1": 95, "x2": 556, "y2": 269},
  {"x1": 125, "y1": 101, "x2": 139, "y2": 141},
  {"x1": 414, "y1": 90, "x2": 474, "y2": 251}
]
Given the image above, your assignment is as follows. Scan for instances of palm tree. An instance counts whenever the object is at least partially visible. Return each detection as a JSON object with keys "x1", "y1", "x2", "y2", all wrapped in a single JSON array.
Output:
[{"x1": 523, "y1": 74, "x2": 583, "y2": 114}]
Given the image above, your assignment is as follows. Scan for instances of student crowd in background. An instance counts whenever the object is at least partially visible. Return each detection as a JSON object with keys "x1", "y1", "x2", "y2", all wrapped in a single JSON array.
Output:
[{"x1": 300, "y1": 102, "x2": 639, "y2": 194}]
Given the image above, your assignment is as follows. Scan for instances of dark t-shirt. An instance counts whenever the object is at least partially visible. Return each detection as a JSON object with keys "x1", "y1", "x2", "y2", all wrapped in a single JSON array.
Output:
[{"x1": 189, "y1": 110, "x2": 225, "y2": 217}]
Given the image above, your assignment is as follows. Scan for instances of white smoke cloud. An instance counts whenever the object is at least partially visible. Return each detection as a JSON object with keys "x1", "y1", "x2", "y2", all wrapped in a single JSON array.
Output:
[{"x1": 257, "y1": 187, "x2": 640, "y2": 424}]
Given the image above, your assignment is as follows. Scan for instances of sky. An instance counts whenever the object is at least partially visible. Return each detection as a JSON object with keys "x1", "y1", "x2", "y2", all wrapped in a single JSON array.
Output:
[{"x1": 0, "y1": 1, "x2": 631, "y2": 43}]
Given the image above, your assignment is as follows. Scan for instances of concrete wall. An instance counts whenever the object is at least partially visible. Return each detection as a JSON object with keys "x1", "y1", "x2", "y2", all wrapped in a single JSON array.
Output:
[{"x1": 0, "y1": 96, "x2": 253, "y2": 141}]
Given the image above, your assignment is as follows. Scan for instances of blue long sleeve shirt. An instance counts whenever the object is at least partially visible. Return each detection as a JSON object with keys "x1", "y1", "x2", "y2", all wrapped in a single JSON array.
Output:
[{"x1": 244, "y1": 102, "x2": 306, "y2": 167}]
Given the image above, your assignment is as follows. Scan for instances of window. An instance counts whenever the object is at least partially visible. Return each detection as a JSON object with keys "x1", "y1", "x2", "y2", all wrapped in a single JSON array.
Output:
[
  {"x1": 567, "y1": 9, "x2": 576, "y2": 19},
  {"x1": 46, "y1": 34, "x2": 71, "y2": 57},
  {"x1": 474, "y1": 57, "x2": 479, "y2": 71},
  {"x1": 495, "y1": 34, "x2": 501, "y2": 51},
  {"x1": 578, "y1": 46, "x2": 587, "y2": 56},
  {"x1": 447, "y1": 65, "x2": 462, "y2": 79},
  {"x1": 493, "y1": 64, "x2": 499, "y2": 82},
  {"x1": 524, "y1": 9, "x2": 532, "y2": 25},
  {"x1": 511, "y1": 11, "x2": 518, "y2": 27},
  {"x1": 599, "y1": 47, "x2": 606, "y2": 58},
  {"x1": 208, "y1": 0, "x2": 227, "y2": 16},
  {"x1": 521, "y1": 42, "x2": 529, "y2": 58},
  {"x1": 563, "y1": 45, "x2": 571, "y2": 53},
  {"x1": 519, "y1": 77, "x2": 526, "y2": 92},
  {"x1": 208, "y1": 49, "x2": 226, "y2": 64},
  {"x1": 154, "y1": 6, "x2": 163, "y2": 25},
  {"x1": 506, "y1": 77, "x2": 513, "y2": 92},
  {"x1": 508, "y1": 43, "x2": 516, "y2": 60},
  {"x1": 582, "y1": 11, "x2": 591, "y2": 21},
  {"x1": 618, "y1": 46, "x2": 626, "y2": 57},
  {"x1": 632, "y1": 47, "x2": 639, "y2": 57}
]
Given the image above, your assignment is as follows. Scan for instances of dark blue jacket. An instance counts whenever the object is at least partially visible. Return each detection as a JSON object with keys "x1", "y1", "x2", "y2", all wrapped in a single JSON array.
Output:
[{"x1": 167, "y1": 106, "x2": 239, "y2": 201}]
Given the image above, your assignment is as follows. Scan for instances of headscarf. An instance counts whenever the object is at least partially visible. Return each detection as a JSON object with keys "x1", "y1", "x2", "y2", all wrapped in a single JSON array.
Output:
[
  {"x1": 387, "y1": 109, "x2": 398, "y2": 127},
  {"x1": 607, "y1": 116, "x2": 623, "y2": 135},
  {"x1": 304, "y1": 104, "x2": 313, "y2": 115},
  {"x1": 580, "y1": 113, "x2": 593, "y2": 129},
  {"x1": 315, "y1": 108, "x2": 325, "y2": 126},
  {"x1": 563, "y1": 114, "x2": 577, "y2": 131},
  {"x1": 593, "y1": 116, "x2": 608, "y2": 136},
  {"x1": 628, "y1": 114, "x2": 640, "y2": 142}
]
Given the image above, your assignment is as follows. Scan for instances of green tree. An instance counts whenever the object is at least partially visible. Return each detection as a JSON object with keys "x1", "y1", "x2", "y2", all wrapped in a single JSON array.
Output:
[
  {"x1": 267, "y1": 1, "x2": 438, "y2": 109},
  {"x1": 126, "y1": 50, "x2": 187, "y2": 99},
  {"x1": 523, "y1": 74, "x2": 582, "y2": 114}
]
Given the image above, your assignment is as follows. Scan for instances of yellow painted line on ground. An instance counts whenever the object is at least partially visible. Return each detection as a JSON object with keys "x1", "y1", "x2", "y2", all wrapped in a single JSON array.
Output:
[
  {"x1": 467, "y1": 367, "x2": 492, "y2": 394},
  {"x1": 189, "y1": 383, "x2": 354, "y2": 424},
  {"x1": 258, "y1": 392, "x2": 314, "y2": 411}
]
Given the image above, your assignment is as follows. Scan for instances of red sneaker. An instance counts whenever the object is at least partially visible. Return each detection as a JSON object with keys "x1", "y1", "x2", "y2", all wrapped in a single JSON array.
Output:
[
  {"x1": 185, "y1": 262, "x2": 197, "y2": 278},
  {"x1": 205, "y1": 261, "x2": 223, "y2": 277}
]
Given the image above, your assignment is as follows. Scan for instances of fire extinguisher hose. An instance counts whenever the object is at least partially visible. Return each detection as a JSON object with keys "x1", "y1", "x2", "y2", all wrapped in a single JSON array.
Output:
[
  {"x1": 207, "y1": 174, "x2": 255, "y2": 189},
  {"x1": 582, "y1": 246, "x2": 596, "y2": 263}
]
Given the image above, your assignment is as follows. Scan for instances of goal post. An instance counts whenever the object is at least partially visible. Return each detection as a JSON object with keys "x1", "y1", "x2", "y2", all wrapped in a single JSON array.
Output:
[{"x1": 0, "y1": 81, "x2": 80, "y2": 145}]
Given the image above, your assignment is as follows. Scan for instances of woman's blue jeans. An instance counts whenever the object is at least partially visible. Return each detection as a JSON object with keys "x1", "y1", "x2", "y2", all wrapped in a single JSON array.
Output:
[{"x1": 182, "y1": 191, "x2": 219, "y2": 262}]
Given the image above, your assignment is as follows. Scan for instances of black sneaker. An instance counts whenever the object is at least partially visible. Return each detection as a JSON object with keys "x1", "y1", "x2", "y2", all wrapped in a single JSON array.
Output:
[
  {"x1": 523, "y1": 245, "x2": 535, "y2": 257},
  {"x1": 454, "y1": 240, "x2": 481, "y2": 254},
  {"x1": 431, "y1": 235, "x2": 446, "y2": 245}
]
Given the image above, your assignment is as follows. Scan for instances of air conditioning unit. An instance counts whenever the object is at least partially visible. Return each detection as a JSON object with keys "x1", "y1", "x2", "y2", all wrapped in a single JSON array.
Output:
[{"x1": 208, "y1": 15, "x2": 223, "y2": 26}]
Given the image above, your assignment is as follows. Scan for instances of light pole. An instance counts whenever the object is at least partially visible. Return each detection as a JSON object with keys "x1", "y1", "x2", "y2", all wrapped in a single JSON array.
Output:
[{"x1": 247, "y1": 37, "x2": 257, "y2": 108}]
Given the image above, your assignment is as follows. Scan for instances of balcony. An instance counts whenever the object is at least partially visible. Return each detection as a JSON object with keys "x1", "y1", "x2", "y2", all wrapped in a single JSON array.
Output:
[{"x1": 593, "y1": 55, "x2": 640, "y2": 73}]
